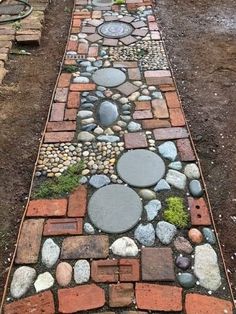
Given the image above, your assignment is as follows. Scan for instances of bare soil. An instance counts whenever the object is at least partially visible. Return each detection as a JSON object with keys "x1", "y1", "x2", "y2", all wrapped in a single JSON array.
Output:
[
  {"x1": 0, "y1": 0, "x2": 73, "y2": 298},
  {"x1": 157, "y1": 0, "x2": 236, "y2": 297}
]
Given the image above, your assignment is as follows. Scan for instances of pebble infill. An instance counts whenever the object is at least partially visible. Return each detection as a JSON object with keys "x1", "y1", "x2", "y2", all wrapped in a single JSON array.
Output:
[{"x1": 3, "y1": 0, "x2": 234, "y2": 313}]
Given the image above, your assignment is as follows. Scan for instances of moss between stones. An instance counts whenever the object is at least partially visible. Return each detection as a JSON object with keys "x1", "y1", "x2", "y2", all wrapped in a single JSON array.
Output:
[
  {"x1": 163, "y1": 196, "x2": 189, "y2": 228},
  {"x1": 62, "y1": 65, "x2": 78, "y2": 73},
  {"x1": 114, "y1": 0, "x2": 125, "y2": 4},
  {"x1": 33, "y1": 162, "x2": 84, "y2": 199}
]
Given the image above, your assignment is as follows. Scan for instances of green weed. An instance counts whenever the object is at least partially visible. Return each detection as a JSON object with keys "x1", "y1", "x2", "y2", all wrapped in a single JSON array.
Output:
[
  {"x1": 62, "y1": 65, "x2": 78, "y2": 73},
  {"x1": 163, "y1": 196, "x2": 189, "y2": 228}
]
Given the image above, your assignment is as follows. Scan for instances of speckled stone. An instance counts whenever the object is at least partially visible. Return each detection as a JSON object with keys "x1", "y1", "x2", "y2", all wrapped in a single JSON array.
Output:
[
  {"x1": 158, "y1": 141, "x2": 177, "y2": 161},
  {"x1": 89, "y1": 174, "x2": 111, "y2": 188},
  {"x1": 156, "y1": 221, "x2": 177, "y2": 244},
  {"x1": 202, "y1": 228, "x2": 216, "y2": 245},
  {"x1": 139, "y1": 189, "x2": 156, "y2": 200},
  {"x1": 144, "y1": 199, "x2": 162, "y2": 221},
  {"x1": 74, "y1": 260, "x2": 90, "y2": 284},
  {"x1": 189, "y1": 180, "x2": 203, "y2": 197},
  {"x1": 134, "y1": 223, "x2": 155, "y2": 246}
]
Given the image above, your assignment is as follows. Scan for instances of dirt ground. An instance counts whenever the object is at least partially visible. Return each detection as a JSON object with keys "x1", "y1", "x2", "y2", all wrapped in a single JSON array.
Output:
[
  {"x1": 157, "y1": 0, "x2": 236, "y2": 297},
  {"x1": 0, "y1": 0, "x2": 73, "y2": 298}
]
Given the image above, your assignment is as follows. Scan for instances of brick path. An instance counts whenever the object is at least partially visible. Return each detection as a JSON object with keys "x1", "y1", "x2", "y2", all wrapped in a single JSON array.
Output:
[{"x1": 1, "y1": 0, "x2": 235, "y2": 313}]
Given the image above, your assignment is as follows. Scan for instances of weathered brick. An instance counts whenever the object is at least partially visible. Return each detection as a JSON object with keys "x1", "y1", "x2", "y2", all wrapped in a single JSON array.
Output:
[
  {"x1": 67, "y1": 91, "x2": 80, "y2": 108},
  {"x1": 58, "y1": 284, "x2": 105, "y2": 313},
  {"x1": 142, "y1": 119, "x2": 171, "y2": 129},
  {"x1": 54, "y1": 87, "x2": 68, "y2": 102},
  {"x1": 91, "y1": 260, "x2": 119, "y2": 282},
  {"x1": 117, "y1": 82, "x2": 139, "y2": 96},
  {"x1": 88, "y1": 46, "x2": 98, "y2": 57},
  {"x1": 124, "y1": 132, "x2": 148, "y2": 149},
  {"x1": 119, "y1": 259, "x2": 140, "y2": 282},
  {"x1": 148, "y1": 21, "x2": 159, "y2": 31},
  {"x1": 169, "y1": 108, "x2": 185, "y2": 126},
  {"x1": 103, "y1": 38, "x2": 118, "y2": 46},
  {"x1": 151, "y1": 31, "x2": 161, "y2": 40},
  {"x1": 64, "y1": 108, "x2": 77, "y2": 120},
  {"x1": 165, "y1": 91, "x2": 181, "y2": 108},
  {"x1": 68, "y1": 185, "x2": 87, "y2": 217},
  {"x1": 176, "y1": 138, "x2": 195, "y2": 161},
  {"x1": 78, "y1": 42, "x2": 88, "y2": 54},
  {"x1": 67, "y1": 40, "x2": 78, "y2": 51},
  {"x1": 82, "y1": 26, "x2": 96, "y2": 33},
  {"x1": 72, "y1": 19, "x2": 81, "y2": 27},
  {"x1": 27, "y1": 199, "x2": 67, "y2": 217},
  {"x1": 109, "y1": 283, "x2": 134, "y2": 307},
  {"x1": 136, "y1": 283, "x2": 182, "y2": 312},
  {"x1": 128, "y1": 68, "x2": 141, "y2": 80},
  {"x1": 188, "y1": 197, "x2": 211, "y2": 226},
  {"x1": 145, "y1": 70, "x2": 171, "y2": 78},
  {"x1": 133, "y1": 110, "x2": 153, "y2": 120},
  {"x1": 46, "y1": 121, "x2": 76, "y2": 132},
  {"x1": 153, "y1": 127, "x2": 188, "y2": 140},
  {"x1": 44, "y1": 131, "x2": 75, "y2": 143},
  {"x1": 15, "y1": 219, "x2": 44, "y2": 264},
  {"x1": 159, "y1": 84, "x2": 176, "y2": 92},
  {"x1": 4, "y1": 291, "x2": 55, "y2": 314},
  {"x1": 58, "y1": 73, "x2": 71, "y2": 88},
  {"x1": 141, "y1": 248, "x2": 175, "y2": 281},
  {"x1": 64, "y1": 59, "x2": 76, "y2": 65},
  {"x1": 135, "y1": 101, "x2": 151, "y2": 110},
  {"x1": 50, "y1": 103, "x2": 65, "y2": 121},
  {"x1": 151, "y1": 99, "x2": 169, "y2": 118},
  {"x1": 16, "y1": 32, "x2": 41, "y2": 45},
  {"x1": 43, "y1": 218, "x2": 83, "y2": 236},
  {"x1": 61, "y1": 235, "x2": 109, "y2": 259},
  {"x1": 70, "y1": 83, "x2": 96, "y2": 91},
  {"x1": 185, "y1": 293, "x2": 233, "y2": 314},
  {"x1": 113, "y1": 61, "x2": 138, "y2": 68}
]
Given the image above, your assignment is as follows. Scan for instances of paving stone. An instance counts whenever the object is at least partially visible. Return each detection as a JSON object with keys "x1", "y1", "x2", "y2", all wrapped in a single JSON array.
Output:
[
  {"x1": 153, "y1": 127, "x2": 188, "y2": 140},
  {"x1": 91, "y1": 260, "x2": 119, "y2": 282},
  {"x1": 92, "y1": 68, "x2": 126, "y2": 87},
  {"x1": 135, "y1": 283, "x2": 182, "y2": 312},
  {"x1": 185, "y1": 293, "x2": 233, "y2": 314},
  {"x1": 188, "y1": 197, "x2": 211, "y2": 226},
  {"x1": 152, "y1": 99, "x2": 169, "y2": 118},
  {"x1": 124, "y1": 132, "x2": 148, "y2": 149},
  {"x1": 61, "y1": 235, "x2": 109, "y2": 259},
  {"x1": 74, "y1": 260, "x2": 90, "y2": 284},
  {"x1": 109, "y1": 283, "x2": 134, "y2": 307},
  {"x1": 103, "y1": 38, "x2": 119, "y2": 46},
  {"x1": 135, "y1": 101, "x2": 151, "y2": 110},
  {"x1": 34, "y1": 272, "x2": 54, "y2": 292},
  {"x1": 44, "y1": 131, "x2": 75, "y2": 143},
  {"x1": 27, "y1": 199, "x2": 67, "y2": 217},
  {"x1": 177, "y1": 273, "x2": 196, "y2": 289},
  {"x1": 142, "y1": 119, "x2": 171, "y2": 129},
  {"x1": 133, "y1": 110, "x2": 153, "y2": 120},
  {"x1": 43, "y1": 218, "x2": 83, "y2": 236},
  {"x1": 117, "y1": 81, "x2": 139, "y2": 96},
  {"x1": 10, "y1": 266, "x2": 36, "y2": 299},
  {"x1": 4, "y1": 291, "x2": 55, "y2": 314},
  {"x1": 189, "y1": 179, "x2": 204, "y2": 197},
  {"x1": 128, "y1": 68, "x2": 141, "y2": 80},
  {"x1": 166, "y1": 169, "x2": 187, "y2": 190},
  {"x1": 165, "y1": 91, "x2": 181, "y2": 108},
  {"x1": 144, "y1": 199, "x2": 162, "y2": 221},
  {"x1": 89, "y1": 174, "x2": 111, "y2": 188},
  {"x1": 120, "y1": 35, "x2": 138, "y2": 45},
  {"x1": 176, "y1": 138, "x2": 195, "y2": 161},
  {"x1": 88, "y1": 185, "x2": 142, "y2": 233},
  {"x1": 68, "y1": 185, "x2": 87, "y2": 217},
  {"x1": 202, "y1": 227, "x2": 216, "y2": 245},
  {"x1": 141, "y1": 248, "x2": 175, "y2": 281},
  {"x1": 114, "y1": 61, "x2": 138, "y2": 68},
  {"x1": 58, "y1": 284, "x2": 105, "y2": 313},
  {"x1": 119, "y1": 259, "x2": 140, "y2": 282},
  {"x1": 158, "y1": 141, "x2": 177, "y2": 161},
  {"x1": 174, "y1": 236, "x2": 193, "y2": 254},
  {"x1": 15, "y1": 219, "x2": 44, "y2": 264},
  {"x1": 54, "y1": 87, "x2": 68, "y2": 102},
  {"x1": 156, "y1": 221, "x2": 177, "y2": 244},
  {"x1": 56, "y1": 262, "x2": 72, "y2": 287},
  {"x1": 42, "y1": 238, "x2": 60, "y2": 268},
  {"x1": 110, "y1": 237, "x2": 138, "y2": 257},
  {"x1": 50, "y1": 103, "x2": 65, "y2": 121},
  {"x1": 132, "y1": 29, "x2": 148, "y2": 37},
  {"x1": 194, "y1": 244, "x2": 221, "y2": 290},
  {"x1": 134, "y1": 223, "x2": 155, "y2": 246},
  {"x1": 175, "y1": 256, "x2": 191, "y2": 270},
  {"x1": 117, "y1": 149, "x2": 165, "y2": 187},
  {"x1": 132, "y1": 21, "x2": 146, "y2": 28}
]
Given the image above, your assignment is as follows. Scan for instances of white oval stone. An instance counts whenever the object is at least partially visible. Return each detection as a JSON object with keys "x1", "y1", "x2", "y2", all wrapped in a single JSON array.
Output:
[
  {"x1": 110, "y1": 237, "x2": 138, "y2": 256},
  {"x1": 74, "y1": 260, "x2": 90, "y2": 284},
  {"x1": 42, "y1": 238, "x2": 60, "y2": 268},
  {"x1": 10, "y1": 266, "x2": 36, "y2": 298},
  {"x1": 34, "y1": 272, "x2": 54, "y2": 292}
]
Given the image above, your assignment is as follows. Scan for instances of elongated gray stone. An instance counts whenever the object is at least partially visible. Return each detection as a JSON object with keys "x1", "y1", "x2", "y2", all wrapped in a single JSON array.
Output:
[
  {"x1": 10, "y1": 266, "x2": 36, "y2": 298},
  {"x1": 144, "y1": 199, "x2": 162, "y2": 221},
  {"x1": 98, "y1": 101, "x2": 118, "y2": 127},
  {"x1": 74, "y1": 260, "x2": 90, "y2": 284},
  {"x1": 97, "y1": 135, "x2": 120, "y2": 142},
  {"x1": 41, "y1": 238, "x2": 60, "y2": 268}
]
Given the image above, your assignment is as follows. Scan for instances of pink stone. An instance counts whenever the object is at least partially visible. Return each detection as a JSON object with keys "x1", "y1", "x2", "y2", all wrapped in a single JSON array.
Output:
[
  {"x1": 188, "y1": 228, "x2": 203, "y2": 244},
  {"x1": 56, "y1": 262, "x2": 72, "y2": 287}
]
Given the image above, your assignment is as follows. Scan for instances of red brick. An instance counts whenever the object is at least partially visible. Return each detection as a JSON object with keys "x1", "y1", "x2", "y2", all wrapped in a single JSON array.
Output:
[
  {"x1": 78, "y1": 42, "x2": 88, "y2": 54},
  {"x1": 135, "y1": 101, "x2": 151, "y2": 110},
  {"x1": 142, "y1": 119, "x2": 171, "y2": 129},
  {"x1": 44, "y1": 131, "x2": 75, "y2": 143},
  {"x1": 133, "y1": 110, "x2": 153, "y2": 120},
  {"x1": 54, "y1": 87, "x2": 68, "y2": 102},
  {"x1": 70, "y1": 83, "x2": 96, "y2": 91},
  {"x1": 151, "y1": 99, "x2": 169, "y2": 118},
  {"x1": 160, "y1": 84, "x2": 176, "y2": 92},
  {"x1": 148, "y1": 15, "x2": 155, "y2": 22},
  {"x1": 58, "y1": 73, "x2": 71, "y2": 88},
  {"x1": 145, "y1": 71, "x2": 173, "y2": 86},
  {"x1": 50, "y1": 103, "x2": 65, "y2": 121},
  {"x1": 58, "y1": 284, "x2": 105, "y2": 313},
  {"x1": 165, "y1": 91, "x2": 181, "y2": 108},
  {"x1": 109, "y1": 283, "x2": 134, "y2": 307},
  {"x1": 169, "y1": 108, "x2": 185, "y2": 126},
  {"x1": 64, "y1": 59, "x2": 76, "y2": 65},
  {"x1": 113, "y1": 61, "x2": 138, "y2": 68},
  {"x1": 43, "y1": 218, "x2": 83, "y2": 236},
  {"x1": 145, "y1": 70, "x2": 171, "y2": 78},
  {"x1": 185, "y1": 293, "x2": 233, "y2": 314},
  {"x1": 27, "y1": 199, "x2": 67, "y2": 217},
  {"x1": 188, "y1": 197, "x2": 211, "y2": 226},
  {"x1": 15, "y1": 219, "x2": 44, "y2": 264},
  {"x1": 64, "y1": 108, "x2": 77, "y2": 120},
  {"x1": 72, "y1": 19, "x2": 81, "y2": 28},
  {"x1": 148, "y1": 21, "x2": 158, "y2": 31},
  {"x1": 119, "y1": 259, "x2": 140, "y2": 282},
  {"x1": 136, "y1": 283, "x2": 182, "y2": 312},
  {"x1": 91, "y1": 260, "x2": 119, "y2": 282},
  {"x1": 124, "y1": 132, "x2": 148, "y2": 149},
  {"x1": 67, "y1": 91, "x2": 80, "y2": 108},
  {"x1": 4, "y1": 291, "x2": 55, "y2": 314},
  {"x1": 176, "y1": 138, "x2": 195, "y2": 161},
  {"x1": 61, "y1": 235, "x2": 109, "y2": 259},
  {"x1": 151, "y1": 31, "x2": 161, "y2": 40},
  {"x1": 68, "y1": 185, "x2": 87, "y2": 217},
  {"x1": 153, "y1": 127, "x2": 188, "y2": 140},
  {"x1": 128, "y1": 68, "x2": 141, "y2": 80},
  {"x1": 88, "y1": 46, "x2": 98, "y2": 57},
  {"x1": 47, "y1": 121, "x2": 76, "y2": 132}
]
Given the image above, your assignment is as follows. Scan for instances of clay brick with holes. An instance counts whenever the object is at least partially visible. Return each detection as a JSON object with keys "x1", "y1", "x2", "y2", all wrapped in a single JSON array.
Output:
[
  {"x1": 124, "y1": 132, "x2": 148, "y2": 149},
  {"x1": 188, "y1": 197, "x2": 211, "y2": 226},
  {"x1": 91, "y1": 260, "x2": 119, "y2": 282},
  {"x1": 68, "y1": 185, "x2": 87, "y2": 217},
  {"x1": 109, "y1": 283, "x2": 134, "y2": 307},
  {"x1": 50, "y1": 103, "x2": 65, "y2": 121},
  {"x1": 119, "y1": 259, "x2": 140, "y2": 282},
  {"x1": 153, "y1": 127, "x2": 188, "y2": 140},
  {"x1": 133, "y1": 110, "x2": 153, "y2": 120},
  {"x1": 43, "y1": 218, "x2": 83, "y2": 236},
  {"x1": 27, "y1": 199, "x2": 68, "y2": 217},
  {"x1": 177, "y1": 138, "x2": 195, "y2": 161}
]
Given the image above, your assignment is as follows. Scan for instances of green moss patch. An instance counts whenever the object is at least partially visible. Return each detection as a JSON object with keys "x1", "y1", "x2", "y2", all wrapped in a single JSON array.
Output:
[
  {"x1": 33, "y1": 162, "x2": 84, "y2": 199},
  {"x1": 163, "y1": 196, "x2": 189, "y2": 228}
]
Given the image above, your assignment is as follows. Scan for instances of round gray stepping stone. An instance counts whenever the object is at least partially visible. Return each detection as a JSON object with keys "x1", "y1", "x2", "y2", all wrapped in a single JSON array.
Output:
[
  {"x1": 98, "y1": 21, "x2": 133, "y2": 39},
  {"x1": 117, "y1": 149, "x2": 165, "y2": 187},
  {"x1": 88, "y1": 184, "x2": 142, "y2": 233},
  {"x1": 92, "y1": 68, "x2": 126, "y2": 87}
]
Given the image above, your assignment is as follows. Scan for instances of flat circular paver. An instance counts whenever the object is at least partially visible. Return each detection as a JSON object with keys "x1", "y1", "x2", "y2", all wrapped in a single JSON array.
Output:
[
  {"x1": 98, "y1": 21, "x2": 133, "y2": 39},
  {"x1": 117, "y1": 149, "x2": 166, "y2": 187},
  {"x1": 92, "y1": 68, "x2": 126, "y2": 87},
  {"x1": 88, "y1": 184, "x2": 142, "y2": 233}
]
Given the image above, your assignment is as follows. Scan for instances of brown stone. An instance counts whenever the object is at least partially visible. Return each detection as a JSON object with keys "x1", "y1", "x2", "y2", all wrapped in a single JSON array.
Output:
[
  {"x1": 133, "y1": 110, "x2": 153, "y2": 120},
  {"x1": 15, "y1": 219, "x2": 44, "y2": 264},
  {"x1": 176, "y1": 138, "x2": 196, "y2": 161},
  {"x1": 109, "y1": 283, "x2": 134, "y2": 307},
  {"x1": 4, "y1": 291, "x2": 55, "y2": 314},
  {"x1": 68, "y1": 185, "x2": 87, "y2": 217},
  {"x1": 61, "y1": 235, "x2": 109, "y2": 259},
  {"x1": 136, "y1": 283, "x2": 182, "y2": 312},
  {"x1": 124, "y1": 132, "x2": 148, "y2": 149},
  {"x1": 142, "y1": 119, "x2": 171, "y2": 129},
  {"x1": 188, "y1": 197, "x2": 211, "y2": 226},
  {"x1": 44, "y1": 131, "x2": 75, "y2": 143},
  {"x1": 56, "y1": 262, "x2": 73, "y2": 287},
  {"x1": 174, "y1": 236, "x2": 193, "y2": 254},
  {"x1": 43, "y1": 218, "x2": 83, "y2": 236},
  {"x1": 91, "y1": 260, "x2": 119, "y2": 282},
  {"x1": 153, "y1": 127, "x2": 188, "y2": 140},
  {"x1": 27, "y1": 199, "x2": 67, "y2": 217},
  {"x1": 117, "y1": 81, "x2": 139, "y2": 96},
  {"x1": 141, "y1": 248, "x2": 175, "y2": 281},
  {"x1": 151, "y1": 99, "x2": 169, "y2": 118},
  {"x1": 58, "y1": 284, "x2": 105, "y2": 313},
  {"x1": 188, "y1": 228, "x2": 203, "y2": 244}
]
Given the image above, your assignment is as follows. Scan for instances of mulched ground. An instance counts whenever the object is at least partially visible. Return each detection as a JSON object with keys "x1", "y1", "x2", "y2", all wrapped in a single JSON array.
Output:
[{"x1": 157, "y1": 0, "x2": 236, "y2": 296}]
